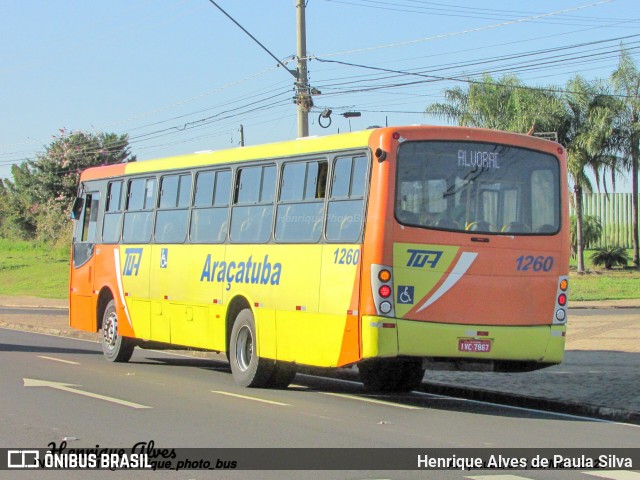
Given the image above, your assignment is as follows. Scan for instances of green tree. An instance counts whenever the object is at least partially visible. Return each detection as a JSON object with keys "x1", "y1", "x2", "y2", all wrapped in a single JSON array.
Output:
[
  {"x1": 425, "y1": 74, "x2": 565, "y2": 133},
  {"x1": 28, "y1": 129, "x2": 135, "y2": 206},
  {"x1": 2, "y1": 129, "x2": 135, "y2": 242},
  {"x1": 562, "y1": 76, "x2": 622, "y2": 273},
  {"x1": 0, "y1": 163, "x2": 40, "y2": 238},
  {"x1": 570, "y1": 214, "x2": 602, "y2": 259},
  {"x1": 611, "y1": 46, "x2": 640, "y2": 268}
]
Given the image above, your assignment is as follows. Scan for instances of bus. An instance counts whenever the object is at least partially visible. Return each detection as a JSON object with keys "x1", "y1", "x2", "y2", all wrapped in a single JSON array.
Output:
[{"x1": 69, "y1": 125, "x2": 569, "y2": 391}]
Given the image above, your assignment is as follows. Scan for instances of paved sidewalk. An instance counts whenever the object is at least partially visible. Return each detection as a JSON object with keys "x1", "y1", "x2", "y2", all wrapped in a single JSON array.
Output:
[{"x1": 0, "y1": 296, "x2": 639, "y2": 424}]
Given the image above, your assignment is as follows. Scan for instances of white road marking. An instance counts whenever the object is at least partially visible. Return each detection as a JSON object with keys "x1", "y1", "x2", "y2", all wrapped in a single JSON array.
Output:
[
  {"x1": 320, "y1": 392, "x2": 421, "y2": 409},
  {"x1": 466, "y1": 476, "x2": 531, "y2": 480},
  {"x1": 464, "y1": 475, "x2": 531, "y2": 480},
  {"x1": 584, "y1": 472, "x2": 640, "y2": 480},
  {"x1": 211, "y1": 390, "x2": 290, "y2": 406},
  {"x1": 23, "y1": 378, "x2": 151, "y2": 409},
  {"x1": 37, "y1": 355, "x2": 80, "y2": 365}
]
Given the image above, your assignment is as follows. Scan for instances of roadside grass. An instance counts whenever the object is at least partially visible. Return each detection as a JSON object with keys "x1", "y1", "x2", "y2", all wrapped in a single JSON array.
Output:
[
  {"x1": 0, "y1": 239, "x2": 69, "y2": 299},
  {"x1": 569, "y1": 249, "x2": 640, "y2": 301},
  {"x1": 0, "y1": 240, "x2": 637, "y2": 302}
]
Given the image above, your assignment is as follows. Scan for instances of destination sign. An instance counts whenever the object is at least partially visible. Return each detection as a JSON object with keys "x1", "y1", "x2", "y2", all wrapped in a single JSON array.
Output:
[{"x1": 457, "y1": 149, "x2": 500, "y2": 169}]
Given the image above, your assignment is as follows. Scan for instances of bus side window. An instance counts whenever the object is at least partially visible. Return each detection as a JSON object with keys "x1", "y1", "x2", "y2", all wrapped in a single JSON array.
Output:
[
  {"x1": 123, "y1": 177, "x2": 156, "y2": 243},
  {"x1": 103, "y1": 181, "x2": 123, "y2": 243},
  {"x1": 275, "y1": 159, "x2": 327, "y2": 243},
  {"x1": 155, "y1": 173, "x2": 191, "y2": 243},
  {"x1": 73, "y1": 190, "x2": 101, "y2": 268},
  {"x1": 326, "y1": 154, "x2": 368, "y2": 242},
  {"x1": 190, "y1": 169, "x2": 230, "y2": 243},
  {"x1": 80, "y1": 192, "x2": 101, "y2": 243},
  {"x1": 230, "y1": 165, "x2": 275, "y2": 243}
]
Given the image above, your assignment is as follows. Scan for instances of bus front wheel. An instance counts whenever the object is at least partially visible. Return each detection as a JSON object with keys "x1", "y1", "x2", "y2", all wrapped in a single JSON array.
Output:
[
  {"x1": 229, "y1": 308, "x2": 274, "y2": 388},
  {"x1": 359, "y1": 358, "x2": 425, "y2": 392},
  {"x1": 101, "y1": 299, "x2": 135, "y2": 363}
]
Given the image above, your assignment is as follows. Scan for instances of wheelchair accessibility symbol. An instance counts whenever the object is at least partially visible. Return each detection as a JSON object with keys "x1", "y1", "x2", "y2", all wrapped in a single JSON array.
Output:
[
  {"x1": 397, "y1": 285, "x2": 414, "y2": 304},
  {"x1": 160, "y1": 248, "x2": 168, "y2": 269}
]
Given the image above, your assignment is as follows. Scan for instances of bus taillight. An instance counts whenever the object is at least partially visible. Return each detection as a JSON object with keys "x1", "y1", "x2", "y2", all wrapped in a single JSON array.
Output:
[
  {"x1": 371, "y1": 264, "x2": 395, "y2": 317},
  {"x1": 558, "y1": 293, "x2": 567, "y2": 306},
  {"x1": 553, "y1": 276, "x2": 569, "y2": 324}
]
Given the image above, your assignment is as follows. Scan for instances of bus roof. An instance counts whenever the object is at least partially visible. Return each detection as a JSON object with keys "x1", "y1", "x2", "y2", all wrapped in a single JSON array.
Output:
[
  {"x1": 80, "y1": 129, "x2": 375, "y2": 182},
  {"x1": 79, "y1": 125, "x2": 564, "y2": 182}
]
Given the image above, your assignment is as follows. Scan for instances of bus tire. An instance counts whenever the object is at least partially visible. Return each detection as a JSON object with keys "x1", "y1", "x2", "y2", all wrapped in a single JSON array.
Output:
[
  {"x1": 101, "y1": 299, "x2": 135, "y2": 363},
  {"x1": 395, "y1": 358, "x2": 425, "y2": 392},
  {"x1": 266, "y1": 361, "x2": 297, "y2": 389},
  {"x1": 359, "y1": 358, "x2": 424, "y2": 392},
  {"x1": 229, "y1": 308, "x2": 274, "y2": 388}
]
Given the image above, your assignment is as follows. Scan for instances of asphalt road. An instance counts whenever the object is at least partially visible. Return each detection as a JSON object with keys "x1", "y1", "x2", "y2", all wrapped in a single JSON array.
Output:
[
  {"x1": 4, "y1": 305, "x2": 638, "y2": 318},
  {"x1": 1, "y1": 327, "x2": 639, "y2": 480}
]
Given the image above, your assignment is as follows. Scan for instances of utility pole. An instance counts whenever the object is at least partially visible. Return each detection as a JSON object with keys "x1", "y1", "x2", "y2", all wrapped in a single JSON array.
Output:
[
  {"x1": 239, "y1": 124, "x2": 245, "y2": 146},
  {"x1": 296, "y1": 0, "x2": 311, "y2": 137}
]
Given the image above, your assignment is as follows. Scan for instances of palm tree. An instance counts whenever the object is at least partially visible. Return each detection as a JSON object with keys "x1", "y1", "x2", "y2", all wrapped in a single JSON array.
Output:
[
  {"x1": 561, "y1": 76, "x2": 622, "y2": 273},
  {"x1": 425, "y1": 74, "x2": 565, "y2": 133},
  {"x1": 591, "y1": 246, "x2": 629, "y2": 269},
  {"x1": 611, "y1": 46, "x2": 640, "y2": 268},
  {"x1": 570, "y1": 214, "x2": 602, "y2": 259}
]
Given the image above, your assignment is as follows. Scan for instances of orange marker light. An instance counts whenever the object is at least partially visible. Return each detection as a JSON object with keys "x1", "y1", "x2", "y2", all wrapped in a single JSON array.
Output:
[{"x1": 378, "y1": 270, "x2": 391, "y2": 282}]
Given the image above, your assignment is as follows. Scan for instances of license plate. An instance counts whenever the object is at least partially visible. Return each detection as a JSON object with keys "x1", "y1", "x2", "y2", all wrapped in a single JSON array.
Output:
[{"x1": 458, "y1": 339, "x2": 491, "y2": 353}]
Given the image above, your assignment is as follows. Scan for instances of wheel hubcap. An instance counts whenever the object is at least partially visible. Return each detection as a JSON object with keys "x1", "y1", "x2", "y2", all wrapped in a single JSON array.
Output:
[
  {"x1": 235, "y1": 325, "x2": 253, "y2": 372},
  {"x1": 103, "y1": 312, "x2": 118, "y2": 351}
]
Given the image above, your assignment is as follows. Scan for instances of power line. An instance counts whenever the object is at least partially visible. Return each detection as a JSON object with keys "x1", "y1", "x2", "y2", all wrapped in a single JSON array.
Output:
[
  {"x1": 206, "y1": 0, "x2": 297, "y2": 78},
  {"x1": 313, "y1": 0, "x2": 614, "y2": 58}
]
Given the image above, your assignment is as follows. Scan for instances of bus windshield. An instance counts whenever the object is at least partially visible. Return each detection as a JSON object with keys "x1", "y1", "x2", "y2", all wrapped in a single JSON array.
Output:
[{"x1": 395, "y1": 140, "x2": 561, "y2": 234}]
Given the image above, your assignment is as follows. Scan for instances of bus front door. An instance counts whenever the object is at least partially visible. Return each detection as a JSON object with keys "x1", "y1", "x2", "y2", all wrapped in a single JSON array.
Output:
[{"x1": 69, "y1": 190, "x2": 101, "y2": 331}]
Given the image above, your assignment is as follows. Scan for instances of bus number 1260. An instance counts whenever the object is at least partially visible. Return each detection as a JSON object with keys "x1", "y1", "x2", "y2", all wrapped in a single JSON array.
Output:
[
  {"x1": 516, "y1": 255, "x2": 554, "y2": 272},
  {"x1": 333, "y1": 248, "x2": 360, "y2": 265}
]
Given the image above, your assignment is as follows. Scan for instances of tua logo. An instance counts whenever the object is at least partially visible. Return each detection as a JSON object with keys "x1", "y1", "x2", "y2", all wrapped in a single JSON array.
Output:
[
  {"x1": 406, "y1": 249, "x2": 443, "y2": 268},
  {"x1": 123, "y1": 248, "x2": 143, "y2": 276}
]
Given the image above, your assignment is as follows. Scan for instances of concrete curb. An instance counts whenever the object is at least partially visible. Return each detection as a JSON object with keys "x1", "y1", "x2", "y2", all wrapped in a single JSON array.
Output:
[
  {"x1": 418, "y1": 382, "x2": 640, "y2": 426},
  {"x1": 0, "y1": 320, "x2": 99, "y2": 342}
]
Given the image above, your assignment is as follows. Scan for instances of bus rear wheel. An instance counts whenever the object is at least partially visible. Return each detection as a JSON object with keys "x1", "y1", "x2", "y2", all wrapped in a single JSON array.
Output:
[
  {"x1": 229, "y1": 308, "x2": 274, "y2": 388},
  {"x1": 266, "y1": 361, "x2": 297, "y2": 389},
  {"x1": 101, "y1": 299, "x2": 135, "y2": 362},
  {"x1": 359, "y1": 358, "x2": 425, "y2": 392}
]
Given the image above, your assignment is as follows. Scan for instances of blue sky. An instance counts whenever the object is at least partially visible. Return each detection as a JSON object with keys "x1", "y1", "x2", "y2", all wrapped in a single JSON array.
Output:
[{"x1": 1, "y1": 0, "x2": 638, "y2": 191}]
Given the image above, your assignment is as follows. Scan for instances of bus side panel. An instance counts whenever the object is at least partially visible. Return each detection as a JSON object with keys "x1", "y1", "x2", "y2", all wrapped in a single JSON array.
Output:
[
  {"x1": 220, "y1": 245, "x2": 280, "y2": 360},
  {"x1": 119, "y1": 246, "x2": 152, "y2": 340},
  {"x1": 317, "y1": 244, "x2": 361, "y2": 367},
  {"x1": 272, "y1": 245, "x2": 321, "y2": 364},
  {"x1": 336, "y1": 262, "x2": 362, "y2": 366},
  {"x1": 167, "y1": 245, "x2": 227, "y2": 351},
  {"x1": 271, "y1": 244, "x2": 360, "y2": 367}
]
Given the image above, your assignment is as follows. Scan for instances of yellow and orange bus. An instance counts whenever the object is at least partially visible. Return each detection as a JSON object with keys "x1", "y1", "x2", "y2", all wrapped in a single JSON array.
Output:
[{"x1": 69, "y1": 125, "x2": 569, "y2": 391}]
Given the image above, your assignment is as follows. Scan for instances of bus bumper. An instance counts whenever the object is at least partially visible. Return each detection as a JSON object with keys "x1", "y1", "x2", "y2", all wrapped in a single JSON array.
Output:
[{"x1": 361, "y1": 315, "x2": 566, "y2": 366}]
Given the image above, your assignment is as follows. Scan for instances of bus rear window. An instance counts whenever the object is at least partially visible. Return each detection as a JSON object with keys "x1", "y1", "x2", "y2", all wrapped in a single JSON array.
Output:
[{"x1": 395, "y1": 141, "x2": 560, "y2": 234}]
